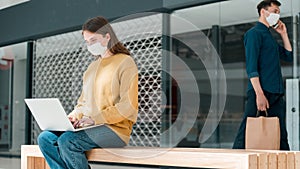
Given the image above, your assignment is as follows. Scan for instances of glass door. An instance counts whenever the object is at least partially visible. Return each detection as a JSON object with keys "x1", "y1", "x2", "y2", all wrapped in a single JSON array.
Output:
[
  {"x1": 0, "y1": 49, "x2": 13, "y2": 150},
  {"x1": 169, "y1": 0, "x2": 299, "y2": 149}
]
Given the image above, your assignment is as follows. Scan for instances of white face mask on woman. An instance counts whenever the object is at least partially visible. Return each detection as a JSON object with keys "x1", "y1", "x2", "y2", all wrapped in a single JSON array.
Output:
[
  {"x1": 265, "y1": 12, "x2": 280, "y2": 28},
  {"x1": 87, "y1": 42, "x2": 107, "y2": 56}
]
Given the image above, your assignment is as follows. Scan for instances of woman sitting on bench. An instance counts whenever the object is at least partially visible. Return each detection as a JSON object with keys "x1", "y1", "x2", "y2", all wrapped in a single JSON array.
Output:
[{"x1": 37, "y1": 16, "x2": 139, "y2": 169}]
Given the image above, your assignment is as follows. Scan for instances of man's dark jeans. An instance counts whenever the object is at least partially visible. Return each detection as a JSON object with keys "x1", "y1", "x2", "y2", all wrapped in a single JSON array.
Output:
[{"x1": 232, "y1": 89, "x2": 290, "y2": 150}]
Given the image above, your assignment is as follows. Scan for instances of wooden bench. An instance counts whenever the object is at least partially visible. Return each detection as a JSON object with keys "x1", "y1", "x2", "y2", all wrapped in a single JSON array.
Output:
[{"x1": 21, "y1": 145, "x2": 300, "y2": 169}]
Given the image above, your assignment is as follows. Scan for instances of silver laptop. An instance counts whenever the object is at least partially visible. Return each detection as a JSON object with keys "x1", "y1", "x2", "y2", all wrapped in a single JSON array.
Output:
[{"x1": 24, "y1": 98, "x2": 102, "y2": 132}]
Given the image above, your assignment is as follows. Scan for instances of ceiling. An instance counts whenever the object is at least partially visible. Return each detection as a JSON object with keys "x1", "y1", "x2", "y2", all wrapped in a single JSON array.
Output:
[{"x1": 0, "y1": 0, "x2": 29, "y2": 10}]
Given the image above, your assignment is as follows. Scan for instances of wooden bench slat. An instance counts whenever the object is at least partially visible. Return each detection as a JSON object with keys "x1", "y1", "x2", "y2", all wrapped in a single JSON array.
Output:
[
  {"x1": 295, "y1": 152, "x2": 300, "y2": 169},
  {"x1": 268, "y1": 153, "x2": 277, "y2": 169},
  {"x1": 277, "y1": 153, "x2": 286, "y2": 169},
  {"x1": 27, "y1": 157, "x2": 47, "y2": 169},
  {"x1": 257, "y1": 153, "x2": 268, "y2": 169},
  {"x1": 86, "y1": 148, "x2": 258, "y2": 169},
  {"x1": 22, "y1": 145, "x2": 300, "y2": 169},
  {"x1": 287, "y1": 152, "x2": 295, "y2": 169}
]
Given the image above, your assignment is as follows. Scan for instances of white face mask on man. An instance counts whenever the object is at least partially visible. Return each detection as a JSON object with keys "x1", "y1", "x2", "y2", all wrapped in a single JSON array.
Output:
[
  {"x1": 265, "y1": 11, "x2": 280, "y2": 28},
  {"x1": 87, "y1": 42, "x2": 107, "y2": 56}
]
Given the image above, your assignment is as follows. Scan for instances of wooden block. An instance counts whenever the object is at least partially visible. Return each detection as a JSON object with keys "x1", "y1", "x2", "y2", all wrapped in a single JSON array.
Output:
[
  {"x1": 27, "y1": 157, "x2": 35, "y2": 169},
  {"x1": 268, "y1": 153, "x2": 277, "y2": 169},
  {"x1": 295, "y1": 152, "x2": 300, "y2": 169},
  {"x1": 257, "y1": 153, "x2": 268, "y2": 169},
  {"x1": 247, "y1": 154, "x2": 258, "y2": 169},
  {"x1": 27, "y1": 157, "x2": 46, "y2": 169},
  {"x1": 286, "y1": 152, "x2": 295, "y2": 169},
  {"x1": 35, "y1": 157, "x2": 46, "y2": 169},
  {"x1": 277, "y1": 152, "x2": 287, "y2": 169}
]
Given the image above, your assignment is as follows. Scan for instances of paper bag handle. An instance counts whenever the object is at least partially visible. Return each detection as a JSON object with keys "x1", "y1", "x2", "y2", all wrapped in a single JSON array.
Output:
[{"x1": 256, "y1": 110, "x2": 268, "y2": 117}]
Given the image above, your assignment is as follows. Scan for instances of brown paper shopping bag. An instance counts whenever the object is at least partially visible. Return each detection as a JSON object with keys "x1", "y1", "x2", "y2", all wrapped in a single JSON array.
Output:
[{"x1": 245, "y1": 111, "x2": 280, "y2": 150}]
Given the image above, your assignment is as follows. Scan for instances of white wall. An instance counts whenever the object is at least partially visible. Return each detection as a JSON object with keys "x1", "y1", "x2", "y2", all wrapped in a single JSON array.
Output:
[{"x1": 11, "y1": 42, "x2": 27, "y2": 152}]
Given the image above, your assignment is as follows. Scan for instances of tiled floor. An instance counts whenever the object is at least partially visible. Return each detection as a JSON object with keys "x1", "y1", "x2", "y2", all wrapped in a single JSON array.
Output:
[
  {"x1": 0, "y1": 157, "x2": 157, "y2": 169},
  {"x1": 0, "y1": 157, "x2": 20, "y2": 169}
]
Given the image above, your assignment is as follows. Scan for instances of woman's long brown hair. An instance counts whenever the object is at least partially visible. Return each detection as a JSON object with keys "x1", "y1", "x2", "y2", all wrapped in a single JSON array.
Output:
[{"x1": 82, "y1": 16, "x2": 130, "y2": 55}]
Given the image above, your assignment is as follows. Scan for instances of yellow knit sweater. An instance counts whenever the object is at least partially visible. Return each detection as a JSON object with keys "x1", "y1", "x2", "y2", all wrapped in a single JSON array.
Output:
[{"x1": 68, "y1": 53, "x2": 138, "y2": 144}]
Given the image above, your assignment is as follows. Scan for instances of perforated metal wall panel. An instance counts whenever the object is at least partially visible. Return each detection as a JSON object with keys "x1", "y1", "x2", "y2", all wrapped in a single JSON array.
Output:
[{"x1": 32, "y1": 14, "x2": 162, "y2": 147}]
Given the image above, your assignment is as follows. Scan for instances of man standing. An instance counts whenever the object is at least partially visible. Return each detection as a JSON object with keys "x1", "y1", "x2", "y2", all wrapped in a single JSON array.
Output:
[{"x1": 233, "y1": 0, "x2": 292, "y2": 150}]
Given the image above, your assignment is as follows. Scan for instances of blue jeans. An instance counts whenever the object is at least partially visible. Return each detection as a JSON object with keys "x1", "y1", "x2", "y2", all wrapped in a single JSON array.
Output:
[
  {"x1": 232, "y1": 90, "x2": 290, "y2": 150},
  {"x1": 37, "y1": 125, "x2": 126, "y2": 169}
]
